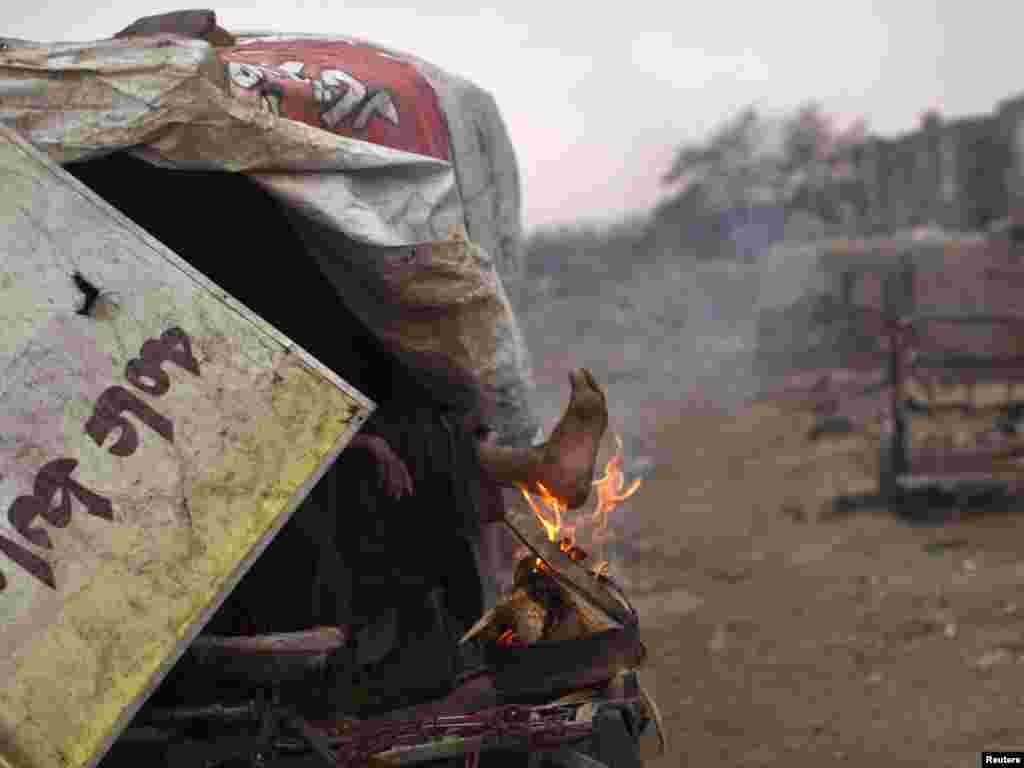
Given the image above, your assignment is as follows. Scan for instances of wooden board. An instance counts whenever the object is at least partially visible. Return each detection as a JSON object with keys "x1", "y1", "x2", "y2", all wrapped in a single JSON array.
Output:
[
  {"x1": 0, "y1": 125, "x2": 374, "y2": 768},
  {"x1": 502, "y1": 508, "x2": 634, "y2": 629}
]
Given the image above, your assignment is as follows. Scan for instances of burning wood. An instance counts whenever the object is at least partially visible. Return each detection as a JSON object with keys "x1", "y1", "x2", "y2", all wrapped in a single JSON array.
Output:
[
  {"x1": 463, "y1": 435, "x2": 642, "y2": 648},
  {"x1": 462, "y1": 550, "x2": 622, "y2": 648}
]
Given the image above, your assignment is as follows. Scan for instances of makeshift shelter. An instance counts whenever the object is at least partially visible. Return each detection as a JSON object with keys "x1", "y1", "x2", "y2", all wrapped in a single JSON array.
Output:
[
  {"x1": 0, "y1": 14, "x2": 661, "y2": 768},
  {"x1": 0, "y1": 11, "x2": 547, "y2": 768},
  {"x1": 0, "y1": 13, "x2": 537, "y2": 446}
]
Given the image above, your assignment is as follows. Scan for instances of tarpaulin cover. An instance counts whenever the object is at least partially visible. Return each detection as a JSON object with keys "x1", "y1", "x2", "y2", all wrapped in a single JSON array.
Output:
[{"x1": 0, "y1": 28, "x2": 537, "y2": 445}]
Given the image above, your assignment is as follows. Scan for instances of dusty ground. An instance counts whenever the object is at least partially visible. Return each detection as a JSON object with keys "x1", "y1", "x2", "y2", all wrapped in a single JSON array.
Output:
[{"x1": 597, "y1": 402, "x2": 1024, "y2": 768}]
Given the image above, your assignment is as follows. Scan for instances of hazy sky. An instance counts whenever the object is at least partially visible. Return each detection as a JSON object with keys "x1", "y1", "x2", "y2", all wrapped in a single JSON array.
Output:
[{"x1": 4, "y1": 2, "x2": 1023, "y2": 231}]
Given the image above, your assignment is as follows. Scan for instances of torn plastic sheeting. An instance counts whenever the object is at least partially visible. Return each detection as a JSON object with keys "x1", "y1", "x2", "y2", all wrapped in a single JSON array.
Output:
[
  {"x1": 0, "y1": 29, "x2": 537, "y2": 446},
  {"x1": 232, "y1": 31, "x2": 526, "y2": 282},
  {"x1": 412, "y1": 51, "x2": 525, "y2": 279},
  {"x1": 281, "y1": 206, "x2": 538, "y2": 449},
  {"x1": 0, "y1": 35, "x2": 461, "y2": 247},
  {"x1": 224, "y1": 35, "x2": 535, "y2": 444},
  {"x1": 306, "y1": 228, "x2": 537, "y2": 449}
]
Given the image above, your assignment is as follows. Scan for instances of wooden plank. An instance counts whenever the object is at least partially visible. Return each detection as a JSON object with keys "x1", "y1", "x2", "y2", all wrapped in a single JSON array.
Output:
[
  {"x1": 0, "y1": 125, "x2": 374, "y2": 768},
  {"x1": 502, "y1": 508, "x2": 633, "y2": 628}
]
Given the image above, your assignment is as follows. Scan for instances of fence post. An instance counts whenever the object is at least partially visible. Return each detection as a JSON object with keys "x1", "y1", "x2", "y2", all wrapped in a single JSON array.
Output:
[{"x1": 880, "y1": 268, "x2": 911, "y2": 498}]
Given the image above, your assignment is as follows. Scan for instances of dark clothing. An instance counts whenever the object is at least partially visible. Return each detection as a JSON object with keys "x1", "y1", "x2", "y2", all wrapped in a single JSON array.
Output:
[{"x1": 66, "y1": 152, "x2": 487, "y2": 641}]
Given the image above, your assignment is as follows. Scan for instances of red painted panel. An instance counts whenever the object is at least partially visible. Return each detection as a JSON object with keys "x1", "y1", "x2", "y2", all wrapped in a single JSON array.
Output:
[{"x1": 220, "y1": 40, "x2": 451, "y2": 161}]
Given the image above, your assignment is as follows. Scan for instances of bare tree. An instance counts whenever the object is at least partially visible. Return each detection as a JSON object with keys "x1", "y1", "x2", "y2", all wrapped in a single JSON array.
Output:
[
  {"x1": 780, "y1": 102, "x2": 868, "y2": 225},
  {"x1": 663, "y1": 107, "x2": 782, "y2": 210},
  {"x1": 657, "y1": 103, "x2": 871, "y2": 259}
]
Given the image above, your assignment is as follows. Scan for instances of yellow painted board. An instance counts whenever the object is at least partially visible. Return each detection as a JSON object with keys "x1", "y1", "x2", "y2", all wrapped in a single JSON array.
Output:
[{"x1": 0, "y1": 125, "x2": 374, "y2": 768}]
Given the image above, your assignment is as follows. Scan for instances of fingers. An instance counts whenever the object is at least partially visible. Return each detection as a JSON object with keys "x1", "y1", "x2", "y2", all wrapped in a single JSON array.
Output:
[
  {"x1": 568, "y1": 368, "x2": 585, "y2": 393},
  {"x1": 582, "y1": 368, "x2": 604, "y2": 398},
  {"x1": 379, "y1": 455, "x2": 415, "y2": 501},
  {"x1": 396, "y1": 460, "x2": 415, "y2": 499},
  {"x1": 569, "y1": 367, "x2": 604, "y2": 397},
  {"x1": 382, "y1": 462, "x2": 400, "y2": 499},
  {"x1": 377, "y1": 459, "x2": 398, "y2": 499},
  {"x1": 364, "y1": 436, "x2": 413, "y2": 501}
]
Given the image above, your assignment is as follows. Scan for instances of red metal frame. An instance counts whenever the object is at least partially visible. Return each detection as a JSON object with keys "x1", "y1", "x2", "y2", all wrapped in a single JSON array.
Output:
[
  {"x1": 760, "y1": 306, "x2": 1024, "y2": 498},
  {"x1": 877, "y1": 313, "x2": 1024, "y2": 494}
]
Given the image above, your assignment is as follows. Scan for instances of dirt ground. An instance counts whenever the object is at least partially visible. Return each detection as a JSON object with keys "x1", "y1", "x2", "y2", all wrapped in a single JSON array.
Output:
[{"x1": 604, "y1": 401, "x2": 1024, "y2": 767}]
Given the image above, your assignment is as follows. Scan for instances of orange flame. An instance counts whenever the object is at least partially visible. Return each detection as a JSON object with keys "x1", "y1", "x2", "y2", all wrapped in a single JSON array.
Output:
[
  {"x1": 518, "y1": 433, "x2": 641, "y2": 569},
  {"x1": 519, "y1": 481, "x2": 570, "y2": 544},
  {"x1": 590, "y1": 435, "x2": 642, "y2": 540}
]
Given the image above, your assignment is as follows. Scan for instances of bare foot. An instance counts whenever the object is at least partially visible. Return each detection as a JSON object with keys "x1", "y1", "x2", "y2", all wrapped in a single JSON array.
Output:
[
  {"x1": 474, "y1": 369, "x2": 609, "y2": 511},
  {"x1": 537, "y1": 368, "x2": 609, "y2": 509}
]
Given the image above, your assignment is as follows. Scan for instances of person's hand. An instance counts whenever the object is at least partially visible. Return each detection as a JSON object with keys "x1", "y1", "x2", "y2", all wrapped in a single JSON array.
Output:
[{"x1": 359, "y1": 435, "x2": 415, "y2": 500}]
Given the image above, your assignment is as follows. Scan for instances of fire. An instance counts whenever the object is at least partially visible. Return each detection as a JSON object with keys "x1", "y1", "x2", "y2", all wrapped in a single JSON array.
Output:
[
  {"x1": 590, "y1": 435, "x2": 642, "y2": 539},
  {"x1": 496, "y1": 628, "x2": 517, "y2": 646},
  {"x1": 518, "y1": 434, "x2": 642, "y2": 571},
  {"x1": 519, "y1": 481, "x2": 569, "y2": 544}
]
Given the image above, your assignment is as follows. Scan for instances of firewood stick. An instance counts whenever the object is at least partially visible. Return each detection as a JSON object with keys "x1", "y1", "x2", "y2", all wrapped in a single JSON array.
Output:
[
  {"x1": 637, "y1": 679, "x2": 668, "y2": 759},
  {"x1": 459, "y1": 606, "x2": 498, "y2": 645}
]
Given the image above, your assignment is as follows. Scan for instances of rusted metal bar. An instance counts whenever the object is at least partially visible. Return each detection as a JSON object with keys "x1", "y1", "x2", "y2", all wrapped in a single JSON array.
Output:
[
  {"x1": 907, "y1": 312, "x2": 1024, "y2": 326},
  {"x1": 548, "y1": 748, "x2": 609, "y2": 768},
  {"x1": 984, "y1": 266, "x2": 1024, "y2": 282},
  {"x1": 909, "y1": 446, "x2": 1024, "y2": 475},
  {"x1": 136, "y1": 701, "x2": 260, "y2": 725},
  {"x1": 287, "y1": 714, "x2": 339, "y2": 767},
  {"x1": 338, "y1": 701, "x2": 609, "y2": 766}
]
